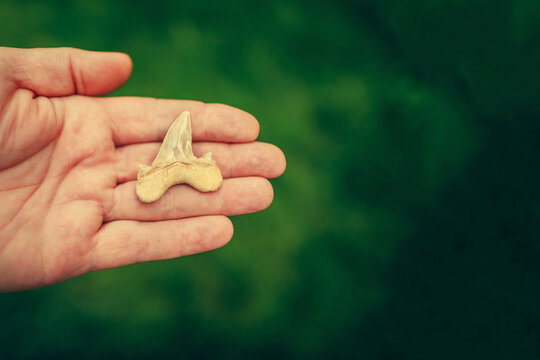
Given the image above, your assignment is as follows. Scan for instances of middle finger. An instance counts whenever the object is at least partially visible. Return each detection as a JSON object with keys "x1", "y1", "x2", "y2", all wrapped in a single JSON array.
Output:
[{"x1": 114, "y1": 141, "x2": 286, "y2": 183}]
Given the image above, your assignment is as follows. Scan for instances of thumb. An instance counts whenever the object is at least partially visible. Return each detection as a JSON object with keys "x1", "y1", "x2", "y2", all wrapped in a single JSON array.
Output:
[{"x1": 1, "y1": 47, "x2": 133, "y2": 97}]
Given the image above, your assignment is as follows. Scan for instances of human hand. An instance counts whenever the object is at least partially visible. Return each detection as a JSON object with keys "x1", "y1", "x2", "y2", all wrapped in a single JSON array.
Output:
[{"x1": 0, "y1": 47, "x2": 285, "y2": 292}]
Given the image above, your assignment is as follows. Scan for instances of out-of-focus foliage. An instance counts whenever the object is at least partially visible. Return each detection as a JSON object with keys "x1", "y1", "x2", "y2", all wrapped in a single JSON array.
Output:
[{"x1": 0, "y1": 0, "x2": 539, "y2": 358}]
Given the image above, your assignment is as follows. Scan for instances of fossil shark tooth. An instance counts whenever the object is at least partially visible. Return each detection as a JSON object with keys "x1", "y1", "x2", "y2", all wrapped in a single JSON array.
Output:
[{"x1": 135, "y1": 111, "x2": 223, "y2": 203}]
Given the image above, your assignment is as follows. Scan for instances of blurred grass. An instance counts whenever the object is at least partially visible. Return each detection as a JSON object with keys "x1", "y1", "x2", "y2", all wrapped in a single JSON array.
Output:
[{"x1": 0, "y1": 0, "x2": 539, "y2": 358}]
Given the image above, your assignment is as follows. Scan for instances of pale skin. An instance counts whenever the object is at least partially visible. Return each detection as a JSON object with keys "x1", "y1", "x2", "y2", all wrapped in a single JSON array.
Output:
[{"x1": 0, "y1": 47, "x2": 286, "y2": 292}]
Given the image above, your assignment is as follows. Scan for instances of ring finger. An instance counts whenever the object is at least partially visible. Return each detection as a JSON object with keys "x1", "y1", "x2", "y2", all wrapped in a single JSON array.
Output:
[{"x1": 105, "y1": 177, "x2": 274, "y2": 222}]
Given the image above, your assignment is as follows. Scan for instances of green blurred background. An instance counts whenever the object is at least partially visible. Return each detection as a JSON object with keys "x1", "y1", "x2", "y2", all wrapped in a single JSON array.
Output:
[{"x1": 1, "y1": 0, "x2": 539, "y2": 358}]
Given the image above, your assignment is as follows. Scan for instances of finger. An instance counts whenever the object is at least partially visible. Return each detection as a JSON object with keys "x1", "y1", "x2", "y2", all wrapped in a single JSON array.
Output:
[
  {"x1": 2, "y1": 47, "x2": 132, "y2": 96},
  {"x1": 90, "y1": 216, "x2": 233, "y2": 271},
  {"x1": 114, "y1": 141, "x2": 286, "y2": 183},
  {"x1": 106, "y1": 177, "x2": 274, "y2": 222},
  {"x1": 97, "y1": 97, "x2": 259, "y2": 145}
]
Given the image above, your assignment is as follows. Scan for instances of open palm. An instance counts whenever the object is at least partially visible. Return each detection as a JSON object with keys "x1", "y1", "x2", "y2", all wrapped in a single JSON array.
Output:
[{"x1": 0, "y1": 47, "x2": 285, "y2": 292}]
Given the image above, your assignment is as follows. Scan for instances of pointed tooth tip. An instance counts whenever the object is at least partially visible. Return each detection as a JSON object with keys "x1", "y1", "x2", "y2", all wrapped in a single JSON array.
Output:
[{"x1": 174, "y1": 111, "x2": 191, "y2": 125}]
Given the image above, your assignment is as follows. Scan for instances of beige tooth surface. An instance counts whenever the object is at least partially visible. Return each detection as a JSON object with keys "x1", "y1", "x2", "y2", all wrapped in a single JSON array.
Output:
[{"x1": 136, "y1": 111, "x2": 223, "y2": 203}]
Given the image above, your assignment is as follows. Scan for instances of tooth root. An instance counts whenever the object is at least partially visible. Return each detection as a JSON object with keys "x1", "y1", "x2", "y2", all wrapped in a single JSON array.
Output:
[
  {"x1": 136, "y1": 111, "x2": 223, "y2": 203},
  {"x1": 136, "y1": 162, "x2": 223, "y2": 203}
]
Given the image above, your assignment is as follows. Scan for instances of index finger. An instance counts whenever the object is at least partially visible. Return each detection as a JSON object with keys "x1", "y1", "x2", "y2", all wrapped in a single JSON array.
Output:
[{"x1": 97, "y1": 97, "x2": 260, "y2": 145}]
